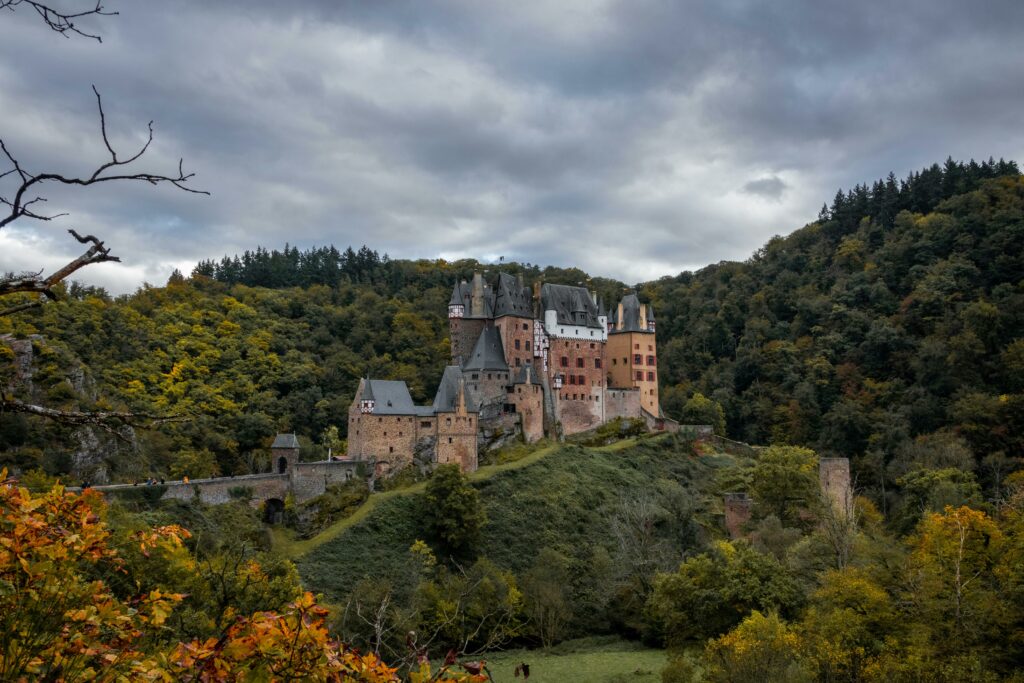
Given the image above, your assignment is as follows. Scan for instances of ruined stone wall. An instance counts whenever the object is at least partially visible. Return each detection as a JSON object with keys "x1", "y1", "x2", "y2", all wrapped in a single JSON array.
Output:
[
  {"x1": 723, "y1": 492, "x2": 752, "y2": 539},
  {"x1": 509, "y1": 383, "x2": 544, "y2": 443},
  {"x1": 819, "y1": 457, "x2": 852, "y2": 517},
  {"x1": 494, "y1": 316, "x2": 535, "y2": 370},
  {"x1": 449, "y1": 317, "x2": 487, "y2": 365},
  {"x1": 435, "y1": 412, "x2": 478, "y2": 472},
  {"x1": 605, "y1": 387, "x2": 642, "y2": 421},
  {"x1": 548, "y1": 337, "x2": 605, "y2": 435}
]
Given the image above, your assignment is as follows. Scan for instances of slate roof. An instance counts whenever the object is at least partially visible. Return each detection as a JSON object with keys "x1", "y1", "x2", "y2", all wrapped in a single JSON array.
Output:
[
  {"x1": 612, "y1": 293, "x2": 655, "y2": 333},
  {"x1": 448, "y1": 277, "x2": 495, "y2": 318},
  {"x1": 360, "y1": 379, "x2": 418, "y2": 414},
  {"x1": 271, "y1": 433, "x2": 300, "y2": 449},
  {"x1": 512, "y1": 365, "x2": 542, "y2": 385},
  {"x1": 540, "y1": 283, "x2": 602, "y2": 328},
  {"x1": 493, "y1": 273, "x2": 532, "y2": 318},
  {"x1": 462, "y1": 325, "x2": 509, "y2": 371},
  {"x1": 432, "y1": 365, "x2": 478, "y2": 412}
]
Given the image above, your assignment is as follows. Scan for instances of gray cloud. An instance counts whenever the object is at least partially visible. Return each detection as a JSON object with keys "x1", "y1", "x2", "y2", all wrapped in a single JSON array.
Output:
[
  {"x1": 1, "y1": 1, "x2": 1023, "y2": 293},
  {"x1": 742, "y1": 176, "x2": 788, "y2": 201}
]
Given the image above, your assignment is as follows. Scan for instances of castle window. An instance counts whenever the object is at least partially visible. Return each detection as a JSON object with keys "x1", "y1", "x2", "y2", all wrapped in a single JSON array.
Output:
[
  {"x1": 647, "y1": 355, "x2": 655, "y2": 365},
  {"x1": 487, "y1": 374, "x2": 492, "y2": 380},
  {"x1": 526, "y1": 341, "x2": 531, "y2": 350},
  {"x1": 560, "y1": 356, "x2": 568, "y2": 367},
  {"x1": 446, "y1": 417, "x2": 451, "y2": 424},
  {"x1": 421, "y1": 421, "x2": 430, "y2": 428},
  {"x1": 596, "y1": 395, "x2": 600, "y2": 402},
  {"x1": 612, "y1": 358, "x2": 617, "y2": 365},
  {"x1": 472, "y1": 373, "x2": 479, "y2": 380},
  {"x1": 573, "y1": 394, "x2": 578, "y2": 400},
  {"x1": 383, "y1": 431, "x2": 387, "y2": 436},
  {"x1": 595, "y1": 358, "x2": 602, "y2": 369},
  {"x1": 399, "y1": 431, "x2": 403, "y2": 436},
  {"x1": 577, "y1": 375, "x2": 585, "y2": 385},
  {"x1": 634, "y1": 354, "x2": 643, "y2": 364},
  {"x1": 648, "y1": 345, "x2": 653, "y2": 351},
  {"x1": 515, "y1": 339, "x2": 521, "y2": 350},
  {"x1": 647, "y1": 372, "x2": 655, "y2": 381},
  {"x1": 623, "y1": 357, "x2": 627, "y2": 364},
  {"x1": 389, "y1": 446, "x2": 394, "y2": 453},
  {"x1": 378, "y1": 417, "x2": 382, "y2": 422},
  {"x1": 516, "y1": 358, "x2": 521, "y2": 366},
  {"x1": 568, "y1": 375, "x2": 576, "y2": 385},
  {"x1": 634, "y1": 343, "x2": 640, "y2": 349},
  {"x1": 590, "y1": 343, "x2": 595, "y2": 349},
  {"x1": 635, "y1": 371, "x2": 643, "y2": 381},
  {"x1": 576, "y1": 358, "x2": 584, "y2": 368}
]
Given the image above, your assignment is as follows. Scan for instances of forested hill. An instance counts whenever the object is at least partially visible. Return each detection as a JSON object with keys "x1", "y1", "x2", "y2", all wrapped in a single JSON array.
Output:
[
  {"x1": 1, "y1": 158, "x2": 1022, "y2": 498},
  {"x1": 648, "y1": 158, "x2": 1024, "y2": 506}
]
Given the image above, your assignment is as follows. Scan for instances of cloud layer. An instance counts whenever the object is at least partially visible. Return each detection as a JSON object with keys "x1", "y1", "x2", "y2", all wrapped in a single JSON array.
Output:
[{"x1": 1, "y1": 1, "x2": 1023, "y2": 292}]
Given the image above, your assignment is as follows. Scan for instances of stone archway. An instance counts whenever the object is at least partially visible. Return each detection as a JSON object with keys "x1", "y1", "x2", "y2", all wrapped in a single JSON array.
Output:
[
  {"x1": 277, "y1": 456, "x2": 288, "y2": 474},
  {"x1": 264, "y1": 498, "x2": 285, "y2": 525}
]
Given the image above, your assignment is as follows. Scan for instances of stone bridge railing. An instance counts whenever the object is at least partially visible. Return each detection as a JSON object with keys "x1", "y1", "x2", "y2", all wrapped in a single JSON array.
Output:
[{"x1": 75, "y1": 459, "x2": 368, "y2": 509}]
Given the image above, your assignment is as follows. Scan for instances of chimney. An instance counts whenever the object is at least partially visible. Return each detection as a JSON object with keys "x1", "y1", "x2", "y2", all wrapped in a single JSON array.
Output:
[
  {"x1": 471, "y1": 272, "x2": 485, "y2": 317},
  {"x1": 590, "y1": 290, "x2": 598, "y2": 305}
]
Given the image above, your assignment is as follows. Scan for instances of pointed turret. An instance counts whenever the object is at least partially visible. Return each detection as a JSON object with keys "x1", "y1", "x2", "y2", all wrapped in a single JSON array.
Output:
[{"x1": 462, "y1": 325, "x2": 508, "y2": 371}]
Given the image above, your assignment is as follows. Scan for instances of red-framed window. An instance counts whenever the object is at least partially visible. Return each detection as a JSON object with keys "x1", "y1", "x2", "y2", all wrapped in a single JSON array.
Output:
[
  {"x1": 634, "y1": 354, "x2": 642, "y2": 365},
  {"x1": 647, "y1": 371, "x2": 655, "y2": 381}
]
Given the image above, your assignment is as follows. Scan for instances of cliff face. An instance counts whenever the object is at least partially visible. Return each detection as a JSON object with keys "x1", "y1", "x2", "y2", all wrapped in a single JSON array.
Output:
[{"x1": 1, "y1": 334, "x2": 137, "y2": 484}]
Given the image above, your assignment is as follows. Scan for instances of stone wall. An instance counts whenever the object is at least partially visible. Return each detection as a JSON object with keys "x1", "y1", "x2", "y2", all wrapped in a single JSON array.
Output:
[
  {"x1": 449, "y1": 317, "x2": 487, "y2": 365},
  {"x1": 819, "y1": 457, "x2": 852, "y2": 517},
  {"x1": 347, "y1": 409, "x2": 418, "y2": 473},
  {"x1": 723, "y1": 492, "x2": 752, "y2": 539},
  {"x1": 436, "y1": 411, "x2": 478, "y2": 472},
  {"x1": 494, "y1": 315, "x2": 535, "y2": 370},
  {"x1": 548, "y1": 336, "x2": 605, "y2": 435},
  {"x1": 290, "y1": 460, "x2": 363, "y2": 502},
  {"x1": 464, "y1": 369, "x2": 510, "y2": 409},
  {"x1": 509, "y1": 382, "x2": 544, "y2": 443},
  {"x1": 156, "y1": 473, "x2": 290, "y2": 506},
  {"x1": 605, "y1": 387, "x2": 641, "y2": 421}
]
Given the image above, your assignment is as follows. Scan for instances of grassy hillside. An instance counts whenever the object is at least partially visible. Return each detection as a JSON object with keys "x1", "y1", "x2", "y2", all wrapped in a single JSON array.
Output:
[{"x1": 295, "y1": 434, "x2": 732, "y2": 606}]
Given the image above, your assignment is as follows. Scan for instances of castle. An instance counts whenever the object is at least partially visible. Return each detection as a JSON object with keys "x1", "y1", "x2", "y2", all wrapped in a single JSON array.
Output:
[{"x1": 347, "y1": 272, "x2": 675, "y2": 476}]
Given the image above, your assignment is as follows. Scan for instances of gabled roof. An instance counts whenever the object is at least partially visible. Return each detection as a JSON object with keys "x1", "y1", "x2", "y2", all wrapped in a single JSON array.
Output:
[
  {"x1": 541, "y1": 283, "x2": 601, "y2": 328},
  {"x1": 432, "y1": 365, "x2": 478, "y2": 412},
  {"x1": 361, "y1": 379, "x2": 418, "y2": 414},
  {"x1": 462, "y1": 325, "x2": 509, "y2": 371},
  {"x1": 493, "y1": 273, "x2": 532, "y2": 318},
  {"x1": 272, "y1": 433, "x2": 300, "y2": 449}
]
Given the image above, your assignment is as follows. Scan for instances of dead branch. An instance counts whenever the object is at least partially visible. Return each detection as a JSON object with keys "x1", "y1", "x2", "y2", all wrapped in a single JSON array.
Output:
[
  {"x1": 0, "y1": 0, "x2": 116, "y2": 42},
  {"x1": 0, "y1": 393, "x2": 188, "y2": 432},
  {"x1": 0, "y1": 86, "x2": 208, "y2": 233},
  {"x1": 0, "y1": 229, "x2": 120, "y2": 305}
]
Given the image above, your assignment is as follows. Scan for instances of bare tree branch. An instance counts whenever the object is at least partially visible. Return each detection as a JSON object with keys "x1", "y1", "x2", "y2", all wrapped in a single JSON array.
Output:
[
  {"x1": 0, "y1": 0, "x2": 117, "y2": 42},
  {"x1": 0, "y1": 393, "x2": 188, "y2": 432},
  {"x1": 0, "y1": 228, "x2": 120, "y2": 302},
  {"x1": 0, "y1": 86, "x2": 208, "y2": 233}
]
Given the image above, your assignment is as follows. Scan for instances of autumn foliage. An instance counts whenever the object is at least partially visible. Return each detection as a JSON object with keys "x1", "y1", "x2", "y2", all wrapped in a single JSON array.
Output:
[{"x1": 0, "y1": 471, "x2": 485, "y2": 682}]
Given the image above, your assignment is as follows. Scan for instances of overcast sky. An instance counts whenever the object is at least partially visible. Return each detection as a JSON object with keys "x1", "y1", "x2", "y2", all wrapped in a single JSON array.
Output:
[{"x1": 2, "y1": 1, "x2": 1023, "y2": 293}]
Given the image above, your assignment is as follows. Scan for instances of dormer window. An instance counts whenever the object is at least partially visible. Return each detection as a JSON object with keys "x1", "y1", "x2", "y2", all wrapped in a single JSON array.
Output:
[
  {"x1": 448, "y1": 304, "x2": 465, "y2": 319},
  {"x1": 647, "y1": 321, "x2": 656, "y2": 332},
  {"x1": 360, "y1": 399, "x2": 375, "y2": 413}
]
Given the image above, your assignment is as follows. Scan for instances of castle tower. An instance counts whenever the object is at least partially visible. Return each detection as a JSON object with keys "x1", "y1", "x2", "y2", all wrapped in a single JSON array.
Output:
[
  {"x1": 819, "y1": 457, "x2": 853, "y2": 518},
  {"x1": 271, "y1": 433, "x2": 300, "y2": 474},
  {"x1": 606, "y1": 293, "x2": 660, "y2": 416},
  {"x1": 492, "y1": 272, "x2": 534, "y2": 370},
  {"x1": 448, "y1": 274, "x2": 491, "y2": 365}
]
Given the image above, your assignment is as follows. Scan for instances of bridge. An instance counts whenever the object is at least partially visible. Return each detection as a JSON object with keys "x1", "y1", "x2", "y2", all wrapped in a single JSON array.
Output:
[{"x1": 76, "y1": 435, "x2": 370, "y2": 522}]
